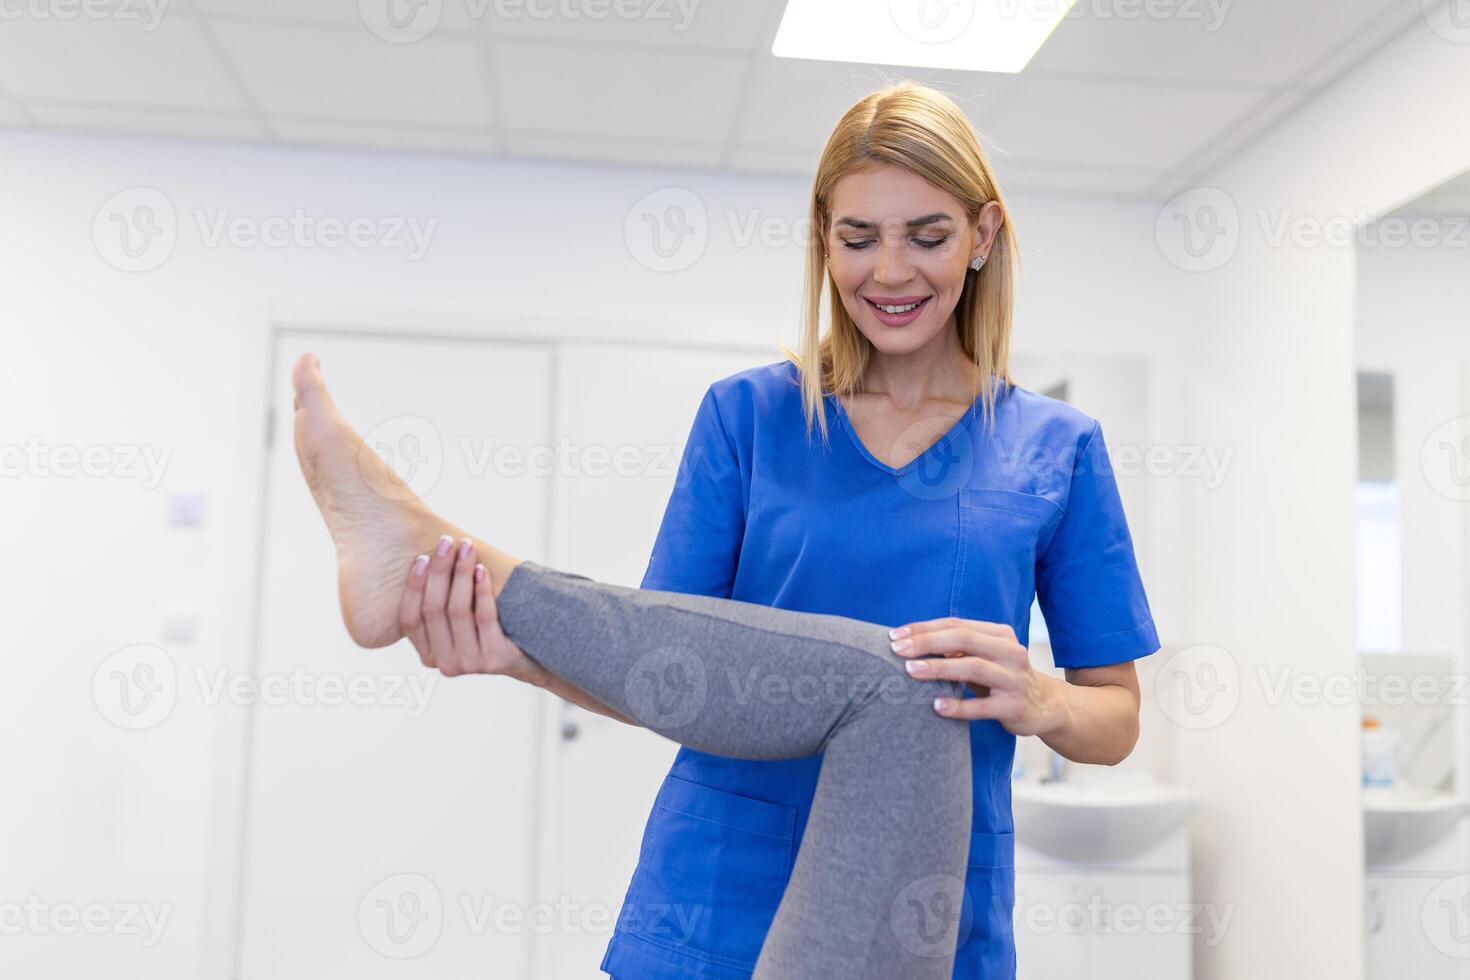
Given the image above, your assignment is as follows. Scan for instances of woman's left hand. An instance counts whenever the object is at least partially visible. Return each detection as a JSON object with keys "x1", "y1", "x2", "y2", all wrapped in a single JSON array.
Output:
[{"x1": 888, "y1": 617, "x2": 1069, "y2": 737}]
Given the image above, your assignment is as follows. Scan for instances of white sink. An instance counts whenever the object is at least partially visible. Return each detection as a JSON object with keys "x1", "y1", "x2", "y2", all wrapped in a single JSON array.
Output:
[
  {"x1": 1012, "y1": 781, "x2": 1198, "y2": 863},
  {"x1": 1363, "y1": 788, "x2": 1469, "y2": 866}
]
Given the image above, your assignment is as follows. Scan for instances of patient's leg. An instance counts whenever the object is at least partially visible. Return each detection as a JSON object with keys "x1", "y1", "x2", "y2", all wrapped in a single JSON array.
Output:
[{"x1": 493, "y1": 562, "x2": 975, "y2": 978}]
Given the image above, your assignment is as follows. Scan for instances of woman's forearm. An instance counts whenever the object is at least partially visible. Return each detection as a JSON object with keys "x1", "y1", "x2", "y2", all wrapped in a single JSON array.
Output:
[{"x1": 1036, "y1": 671, "x2": 1140, "y2": 766}]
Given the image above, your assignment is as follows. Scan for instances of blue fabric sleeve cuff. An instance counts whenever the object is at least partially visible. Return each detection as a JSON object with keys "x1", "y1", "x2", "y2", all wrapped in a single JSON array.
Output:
[{"x1": 1049, "y1": 617, "x2": 1161, "y2": 669}]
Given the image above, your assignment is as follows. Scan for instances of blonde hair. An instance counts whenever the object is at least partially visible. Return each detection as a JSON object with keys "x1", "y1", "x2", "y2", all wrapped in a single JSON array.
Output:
[{"x1": 783, "y1": 80, "x2": 1019, "y2": 444}]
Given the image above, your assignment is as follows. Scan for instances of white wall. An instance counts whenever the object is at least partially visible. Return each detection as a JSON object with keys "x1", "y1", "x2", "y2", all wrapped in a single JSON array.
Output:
[
  {"x1": 1170, "y1": 8, "x2": 1470, "y2": 980},
  {"x1": 0, "y1": 129, "x2": 1194, "y2": 978}
]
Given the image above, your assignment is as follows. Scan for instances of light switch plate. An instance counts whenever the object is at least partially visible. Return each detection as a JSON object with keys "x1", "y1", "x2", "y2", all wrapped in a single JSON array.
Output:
[
  {"x1": 166, "y1": 491, "x2": 206, "y2": 528},
  {"x1": 161, "y1": 606, "x2": 201, "y2": 645}
]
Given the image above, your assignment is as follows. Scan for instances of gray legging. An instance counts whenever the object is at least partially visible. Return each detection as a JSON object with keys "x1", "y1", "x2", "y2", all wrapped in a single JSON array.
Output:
[{"x1": 495, "y1": 561, "x2": 974, "y2": 979}]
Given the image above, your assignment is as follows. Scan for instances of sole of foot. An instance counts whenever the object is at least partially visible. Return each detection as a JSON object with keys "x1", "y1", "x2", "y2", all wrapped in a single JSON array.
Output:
[{"x1": 290, "y1": 352, "x2": 449, "y2": 649}]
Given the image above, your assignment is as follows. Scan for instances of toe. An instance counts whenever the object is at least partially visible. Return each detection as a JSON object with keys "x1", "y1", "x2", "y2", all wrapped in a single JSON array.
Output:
[{"x1": 291, "y1": 352, "x2": 336, "y2": 413}]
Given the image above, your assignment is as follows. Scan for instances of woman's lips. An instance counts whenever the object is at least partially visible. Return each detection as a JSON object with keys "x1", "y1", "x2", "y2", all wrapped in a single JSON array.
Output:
[{"x1": 864, "y1": 295, "x2": 931, "y2": 327}]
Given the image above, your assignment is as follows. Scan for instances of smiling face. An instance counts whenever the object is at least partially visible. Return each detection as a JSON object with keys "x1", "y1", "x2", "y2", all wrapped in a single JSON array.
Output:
[{"x1": 825, "y1": 162, "x2": 998, "y2": 359}]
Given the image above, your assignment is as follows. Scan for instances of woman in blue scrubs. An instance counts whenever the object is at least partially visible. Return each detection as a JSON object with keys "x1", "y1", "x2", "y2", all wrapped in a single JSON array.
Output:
[
  {"x1": 375, "y1": 79, "x2": 1158, "y2": 978},
  {"x1": 596, "y1": 80, "x2": 1159, "y2": 980}
]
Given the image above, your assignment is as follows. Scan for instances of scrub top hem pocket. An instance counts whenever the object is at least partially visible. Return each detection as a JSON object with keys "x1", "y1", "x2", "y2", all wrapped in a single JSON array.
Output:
[
  {"x1": 613, "y1": 775, "x2": 796, "y2": 973},
  {"x1": 601, "y1": 930, "x2": 759, "y2": 980}
]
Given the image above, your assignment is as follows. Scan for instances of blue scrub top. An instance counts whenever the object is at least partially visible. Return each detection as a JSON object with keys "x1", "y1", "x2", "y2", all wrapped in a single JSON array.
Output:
[{"x1": 601, "y1": 360, "x2": 1159, "y2": 980}]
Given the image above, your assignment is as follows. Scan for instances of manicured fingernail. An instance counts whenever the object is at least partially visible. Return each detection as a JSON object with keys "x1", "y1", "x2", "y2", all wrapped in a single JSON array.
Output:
[
  {"x1": 474, "y1": 563, "x2": 486, "y2": 583},
  {"x1": 934, "y1": 698, "x2": 950, "y2": 713},
  {"x1": 436, "y1": 534, "x2": 453, "y2": 556},
  {"x1": 458, "y1": 537, "x2": 473, "y2": 559},
  {"x1": 890, "y1": 638, "x2": 913, "y2": 654},
  {"x1": 413, "y1": 555, "x2": 429, "y2": 576},
  {"x1": 905, "y1": 660, "x2": 927, "y2": 676},
  {"x1": 889, "y1": 626, "x2": 910, "y2": 640}
]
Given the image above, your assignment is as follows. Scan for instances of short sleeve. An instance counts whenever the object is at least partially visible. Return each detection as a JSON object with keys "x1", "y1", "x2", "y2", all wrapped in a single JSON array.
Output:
[
  {"x1": 1035, "y1": 419, "x2": 1160, "y2": 669},
  {"x1": 639, "y1": 386, "x2": 747, "y2": 599}
]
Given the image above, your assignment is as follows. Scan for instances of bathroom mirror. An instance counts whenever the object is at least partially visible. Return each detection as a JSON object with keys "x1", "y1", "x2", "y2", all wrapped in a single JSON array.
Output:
[{"x1": 1354, "y1": 169, "x2": 1470, "y2": 978}]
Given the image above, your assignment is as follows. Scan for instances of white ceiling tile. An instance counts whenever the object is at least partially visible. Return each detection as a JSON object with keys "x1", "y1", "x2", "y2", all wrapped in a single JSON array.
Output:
[
  {"x1": 1027, "y1": 0, "x2": 1404, "y2": 87},
  {"x1": 0, "y1": 14, "x2": 249, "y2": 109},
  {"x1": 996, "y1": 161, "x2": 1158, "y2": 197},
  {"x1": 194, "y1": 0, "x2": 486, "y2": 36},
  {"x1": 504, "y1": 130, "x2": 723, "y2": 168},
  {"x1": 735, "y1": 60, "x2": 1020, "y2": 153},
  {"x1": 0, "y1": 99, "x2": 31, "y2": 126},
  {"x1": 1150, "y1": 87, "x2": 1310, "y2": 198},
  {"x1": 981, "y1": 76, "x2": 1264, "y2": 174},
  {"x1": 271, "y1": 117, "x2": 497, "y2": 154},
  {"x1": 0, "y1": 2, "x2": 1435, "y2": 197},
  {"x1": 25, "y1": 104, "x2": 267, "y2": 139},
  {"x1": 1293, "y1": 2, "x2": 1430, "y2": 91},
  {"x1": 212, "y1": 21, "x2": 494, "y2": 127},
  {"x1": 485, "y1": 0, "x2": 781, "y2": 50},
  {"x1": 492, "y1": 41, "x2": 745, "y2": 142},
  {"x1": 727, "y1": 144, "x2": 819, "y2": 176}
]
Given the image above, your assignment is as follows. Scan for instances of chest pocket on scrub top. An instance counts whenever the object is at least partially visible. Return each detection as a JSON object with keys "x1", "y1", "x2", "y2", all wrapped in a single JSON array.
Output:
[{"x1": 949, "y1": 488, "x2": 1063, "y2": 625}]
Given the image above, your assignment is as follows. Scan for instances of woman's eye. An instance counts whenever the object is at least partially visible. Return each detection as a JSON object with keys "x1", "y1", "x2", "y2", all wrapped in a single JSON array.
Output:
[{"x1": 841, "y1": 236, "x2": 949, "y2": 251}]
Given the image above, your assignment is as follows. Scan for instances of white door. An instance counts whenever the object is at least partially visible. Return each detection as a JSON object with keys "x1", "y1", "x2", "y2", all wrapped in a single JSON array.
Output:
[
  {"x1": 537, "y1": 343, "x2": 772, "y2": 979},
  {"x1": 1014, "y1": 871, "x2": 1089, "y2": 979},
  {"x1": 238, "y1": 330, "x2": 555, "y2": 978},
  {"x1": 1086, "y1": 872, "x2": 1191, "y2": 980},
  {"x1": 1367, "y1": 873, "x2": 1470, "y2": 980}
]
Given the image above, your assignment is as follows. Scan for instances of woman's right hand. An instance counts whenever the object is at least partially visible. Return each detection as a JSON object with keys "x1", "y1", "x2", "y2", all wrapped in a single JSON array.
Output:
[{"x1": 397, "y1": 534, "x2": 549, "y2": 685}]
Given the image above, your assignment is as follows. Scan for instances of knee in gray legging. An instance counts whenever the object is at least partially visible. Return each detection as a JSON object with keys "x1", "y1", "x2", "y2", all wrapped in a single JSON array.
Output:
[
  {"x1": 753, "y1": 651, "x2": 974, "y2": 980},
  {"x1": 493, "y1": 563, "x2": 976, "y2": 979}
]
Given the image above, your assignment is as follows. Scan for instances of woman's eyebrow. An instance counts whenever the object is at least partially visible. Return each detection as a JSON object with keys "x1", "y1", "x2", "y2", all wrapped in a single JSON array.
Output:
[{"x1": 833, "y1": 212, "x2": 954, "y2": 230}]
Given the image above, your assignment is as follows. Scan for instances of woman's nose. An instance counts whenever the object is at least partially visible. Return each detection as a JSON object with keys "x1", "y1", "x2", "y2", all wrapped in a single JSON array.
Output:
[{"x1": 873, "y1": 241, "x2": 913, "y2": 285}]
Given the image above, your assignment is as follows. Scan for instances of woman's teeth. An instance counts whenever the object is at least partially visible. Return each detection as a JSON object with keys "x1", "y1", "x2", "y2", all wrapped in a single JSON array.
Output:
[{"x1": 875, "y1": 300, "x2": 922, "y2": 313}]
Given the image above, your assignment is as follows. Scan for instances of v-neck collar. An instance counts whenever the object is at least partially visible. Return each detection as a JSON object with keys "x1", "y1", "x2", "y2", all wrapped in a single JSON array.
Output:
[{"x1": 831, "y1": 379, "x2": 996, "y2": 477}]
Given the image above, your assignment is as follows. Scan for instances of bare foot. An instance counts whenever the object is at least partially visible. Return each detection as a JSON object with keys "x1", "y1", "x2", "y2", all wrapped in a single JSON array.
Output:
[{"x1": 291, "y1": 352, "x2": 451, "y2": 648}]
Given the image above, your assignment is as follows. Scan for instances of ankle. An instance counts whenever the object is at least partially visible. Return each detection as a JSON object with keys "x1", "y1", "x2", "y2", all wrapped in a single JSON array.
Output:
[{"x1": 403, "y1": 503, "x2": 458, "y2": 554}]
